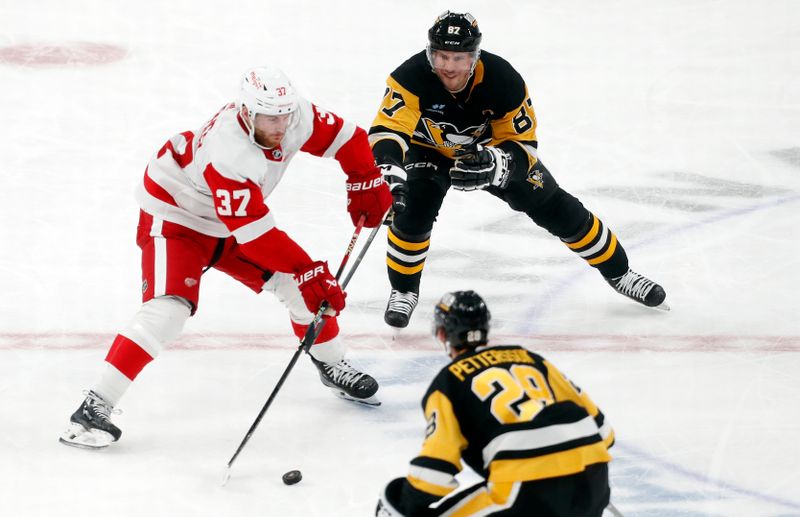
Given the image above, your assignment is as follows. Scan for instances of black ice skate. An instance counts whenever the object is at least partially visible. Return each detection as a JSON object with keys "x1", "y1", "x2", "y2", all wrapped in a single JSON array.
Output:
[
  {"x1": 59, "y1": 390, "x2": 122, "y2": 449},
  {"x1": 384, "y1": 289, "x2": 419, "y2": 328},
  {"x1": 311, "y1": 357, "x2": 381, "y2": 406},
  {"x1": 606, "y1": 268, "x2": 669, "y2": 311}
]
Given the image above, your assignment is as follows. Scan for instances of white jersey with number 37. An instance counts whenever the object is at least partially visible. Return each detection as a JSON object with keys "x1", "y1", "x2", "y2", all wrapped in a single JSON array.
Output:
[{"x1": 135, "y1": 97, "x2": 369, "y2": 242}]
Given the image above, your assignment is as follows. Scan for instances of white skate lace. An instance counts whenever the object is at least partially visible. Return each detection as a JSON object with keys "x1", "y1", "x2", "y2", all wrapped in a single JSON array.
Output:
[
  {"x1": 83, "y1": 390, "x2": 121, "y2": 422},
  {"x1": 387, "y1": 290, "x2": 418, "y2": 316},
  {"x1": 613, "y1": 270, "x2": 655, "y2": 301},
  {"x1": 324, "y1": 360, "x2": 366, "y2": 388}
]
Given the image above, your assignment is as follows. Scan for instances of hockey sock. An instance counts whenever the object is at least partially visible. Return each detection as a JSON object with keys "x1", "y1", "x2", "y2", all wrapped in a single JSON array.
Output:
[
  {"x1": 307, "y1": 335, "x2": 346, "y2": 364},
  {"x1": 290, "y1": 317, "x2": 339, "y2": 346},
  {"x1": 94, "y1": 296, "x2": 190, "y2": 405},
  {"x1": 94, "y1": 360, "x2": 133, "y2": 407},
  {"x1": 561, "y1": 213, "x2": 628, "y2": 278},
  {"x1": 386, "y1": 226, "x2": 430, "y2": 293}
]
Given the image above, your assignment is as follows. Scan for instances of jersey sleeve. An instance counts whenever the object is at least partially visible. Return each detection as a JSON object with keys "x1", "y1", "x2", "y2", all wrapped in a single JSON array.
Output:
[
  {"x1": 369, "y1": 75, "x2": 422, "y2": 167},
  {"x1": 543, "y1": 359, "x2": 615, "y2": 449},
  {"x1": 405, "y1": 389, "x2": 467, "y2": 501},
  {"x1": 202, "y1": 163, "x2": 312, "y2": 273},
  {"x1": 483, "y1": 58, "x2": 539, "y2": 174},
  {"x1": 300, "y1": 103, "x2": 379, "y2": 179}
]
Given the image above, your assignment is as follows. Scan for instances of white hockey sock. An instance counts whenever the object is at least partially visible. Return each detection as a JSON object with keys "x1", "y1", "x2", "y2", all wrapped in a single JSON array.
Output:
[
  {"x1": 308, "y1": 336, "x2": 346, "y2": 364},
  {"x1": 93, "y1": 364, "x2": 131, "y2": 408}
]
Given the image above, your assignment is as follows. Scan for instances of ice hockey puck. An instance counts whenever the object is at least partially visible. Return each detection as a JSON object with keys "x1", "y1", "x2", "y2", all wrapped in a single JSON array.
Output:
[{"x1": 282, "y1": 470, "x2": 302, "y2": 485}]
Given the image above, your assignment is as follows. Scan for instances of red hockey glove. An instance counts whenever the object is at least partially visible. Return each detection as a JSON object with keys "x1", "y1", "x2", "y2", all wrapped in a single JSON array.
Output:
[
  {"x1": 294, "y1": 261, "x2": 346, "y2": 315},
  {"x1": 346, "y1": 168, "x2": 392, "y2": 227}
]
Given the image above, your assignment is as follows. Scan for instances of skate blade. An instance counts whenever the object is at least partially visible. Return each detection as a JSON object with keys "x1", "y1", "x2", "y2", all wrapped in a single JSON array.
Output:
[
  {"x1": 651, "y1": 301, "x2": 670, "y2": 312},
  {"x1": 59, "y1": 422, "x2": 115, "y2": 450},
  {"x1": 328, "y1": 388, "x2": 382, "y2": 407},
  {"x1": 390, "y1": 326, "x2": 403, "y2": 341}
]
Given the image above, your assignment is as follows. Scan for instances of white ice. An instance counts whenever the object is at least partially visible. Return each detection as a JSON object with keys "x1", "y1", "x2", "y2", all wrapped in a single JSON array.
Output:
[{"x1": 1, "y1": 1, "x2": 799, "y2": 516}]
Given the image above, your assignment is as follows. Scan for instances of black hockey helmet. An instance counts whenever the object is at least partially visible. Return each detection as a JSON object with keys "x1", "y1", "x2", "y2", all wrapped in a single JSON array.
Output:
[
  {"x1": 433, "y1": 290, "x2": 491, "y2": 351},
  {"x1": 427, "y1": 11, "x2": 482, "y2": 53}
]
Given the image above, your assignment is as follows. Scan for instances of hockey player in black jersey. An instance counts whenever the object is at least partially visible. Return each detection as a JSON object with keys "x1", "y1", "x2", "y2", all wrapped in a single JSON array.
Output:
[
  {"x1": 376, "y1": 291, "x2": 614, "y2": 517},
  {"x1": 370, "y1": 11, "x2": 668, "y2": 328}
]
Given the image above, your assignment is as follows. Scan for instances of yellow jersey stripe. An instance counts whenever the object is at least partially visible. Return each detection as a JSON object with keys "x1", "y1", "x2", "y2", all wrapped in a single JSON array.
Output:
[
  {"x1": 488, "y1": 442, "x2": 611, "y2": 483},
  {"x1": 407, "y1": 475, "x2": 454, "y2": 497}
]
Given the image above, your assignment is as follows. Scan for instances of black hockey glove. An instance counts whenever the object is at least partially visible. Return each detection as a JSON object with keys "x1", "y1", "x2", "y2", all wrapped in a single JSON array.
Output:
[
  {"x1": 450, "y1": 145, "x2": 512, "y2": 191},
  {"x1": 380, "y1": 164, "x2": 407, "y2": 214}
]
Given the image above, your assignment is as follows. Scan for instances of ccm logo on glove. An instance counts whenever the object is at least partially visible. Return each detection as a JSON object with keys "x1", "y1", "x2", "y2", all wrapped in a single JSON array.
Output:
[{"x1": 346, "y1": 177, "x2": 384, "y2": 191}]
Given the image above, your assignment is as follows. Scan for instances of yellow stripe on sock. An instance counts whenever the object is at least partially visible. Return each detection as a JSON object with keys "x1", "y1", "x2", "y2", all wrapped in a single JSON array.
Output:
[
  {"x1": 387, "y1": 256, "x2": 426, "y2": 275},
  {"x1": 388, "y1": 229, "x2": 430, "y2": 251},
  {"x1": 565, "y1": 215, "x2": 599, "y2": 250},
  {"x1": 587, "y1": 234, "x2": 618, "y2": 265}
]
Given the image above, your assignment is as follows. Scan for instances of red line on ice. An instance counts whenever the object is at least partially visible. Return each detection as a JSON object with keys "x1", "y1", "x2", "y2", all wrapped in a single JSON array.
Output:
[{"x1": 0, "y1": 333, "x2": 798, "y2": 352}]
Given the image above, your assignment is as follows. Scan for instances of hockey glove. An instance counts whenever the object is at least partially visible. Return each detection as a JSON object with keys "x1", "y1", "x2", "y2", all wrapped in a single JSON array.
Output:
[
  {"x1": 346, "y1": 167, "x2": 392, "y2": 227},
  {"x1": 450, "y1": 145, "x2": 512, "y2": 191},
  {"x1": 379, "y1": 164, "x2": 408, "y2": 214},
  {"x1": 294, "y1": 261, "x2": 346, "y2": 316}
]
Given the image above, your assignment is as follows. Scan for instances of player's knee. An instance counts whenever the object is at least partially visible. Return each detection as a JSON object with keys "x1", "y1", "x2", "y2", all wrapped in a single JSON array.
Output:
[
  {"x1": 527, "y1": 188, "x2": 590, "y2": 239},
  {"x1": 123, "y1": 296, "x2": 191, "y2": 347}
]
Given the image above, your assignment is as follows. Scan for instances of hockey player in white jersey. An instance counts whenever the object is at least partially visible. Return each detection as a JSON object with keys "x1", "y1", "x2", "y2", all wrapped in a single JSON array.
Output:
[{"x1": 60, "y1": 66, "x2": 392, "y2": 449}]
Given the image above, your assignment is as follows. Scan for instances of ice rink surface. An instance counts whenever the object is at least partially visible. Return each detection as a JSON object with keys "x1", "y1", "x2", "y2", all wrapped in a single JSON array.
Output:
[{"x1": 1, "y1": 0, "x2": 799, "y2": 515}]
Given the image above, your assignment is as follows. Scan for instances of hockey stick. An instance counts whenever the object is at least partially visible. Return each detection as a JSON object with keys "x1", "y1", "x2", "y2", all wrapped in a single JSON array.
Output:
[
  {"x1": 222, "y1": 213, "x2": 386, "y2": 485},
  {"x1": 606, "y1": 502, "x2": 625, "y2": 516}
]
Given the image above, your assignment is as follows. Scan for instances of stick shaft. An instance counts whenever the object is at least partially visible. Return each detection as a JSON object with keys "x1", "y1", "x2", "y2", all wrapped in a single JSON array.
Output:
[{"x1": 224, "y1": 214, "x2": 380, "y2": 472}]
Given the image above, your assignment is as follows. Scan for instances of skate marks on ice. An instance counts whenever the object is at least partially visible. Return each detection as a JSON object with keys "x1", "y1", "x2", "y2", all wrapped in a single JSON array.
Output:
[
  {"x1": 611, "y1": 442, "x2": 800, "y2": 517},
  {"x1": 585, "y1": 170, "x2": 795, "y2": 213},
  {"x1": 514, "y1": 166, "x2": 800, "y2": 335},
  {"x1": 769, "y1": 147, "x2": 800, "y2": 169},
  {"x1": 3, "y1": 343, "x2": 799, "y2": 516}
]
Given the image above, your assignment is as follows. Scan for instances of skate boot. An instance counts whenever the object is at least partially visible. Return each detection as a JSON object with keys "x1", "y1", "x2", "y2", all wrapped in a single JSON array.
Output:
[
  {"x1": 384, "y1": 289, "x2": 419, "y2": 328},
  {"x1": 59, "y1": 390, "x2": 122, "y2": 449},
  {"x1": 311, "y1": 357, "x2": 381, "y2": 406},
  {"x1": 606, "y1": 268, "x2": 669, "y2": 311}
]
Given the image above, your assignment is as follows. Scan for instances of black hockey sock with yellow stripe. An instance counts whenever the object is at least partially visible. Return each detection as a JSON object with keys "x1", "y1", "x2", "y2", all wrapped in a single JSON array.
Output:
[
  {"x1": 561, "y1": 213, "x2": 628, "y2": 278},
  {"x1": 386, "y1": 226, "x2": 430, "y2": 293}
]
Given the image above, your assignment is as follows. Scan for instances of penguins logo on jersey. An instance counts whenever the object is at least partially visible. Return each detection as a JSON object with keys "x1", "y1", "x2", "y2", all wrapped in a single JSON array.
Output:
[
  {"x1": 526, "y1": 168, "x2": 544, "y2": 190},
  {"x1": 415, "y1": 118, "x2": 488, "y2": 149}
]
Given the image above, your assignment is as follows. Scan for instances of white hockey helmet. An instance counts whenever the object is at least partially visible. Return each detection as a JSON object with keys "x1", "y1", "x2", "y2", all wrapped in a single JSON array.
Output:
[{"x1": 238, "y1": 66, "x2": 298, "y2": 139}]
